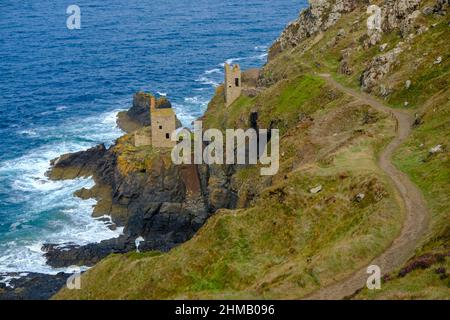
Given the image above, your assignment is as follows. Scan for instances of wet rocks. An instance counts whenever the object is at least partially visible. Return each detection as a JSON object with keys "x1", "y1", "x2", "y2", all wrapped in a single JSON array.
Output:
[
  {"x1": 434, "y1": 56, "x2": 443, "y2": 65},
  {"x1": 47, "y1": 144, "x2": 107, "y2": 180},
  {"x1": 0, "y1": 272, "x2": 70, "y2": 300},
  {"x1": 117, "y1": 93, "x2": 182, "y2": 133},
  {"x1": 44, "y1": 148, "x2": 214, "y2": 267},
  {"x1": 269, "y1": 0, "x2": 359, "y2": 59},
  {"x1": 398, "y1": 252, "x2": 449, "y2": 277},
  {"x1": 43, "y1": 237, "x2": 132, "y2": 268}
]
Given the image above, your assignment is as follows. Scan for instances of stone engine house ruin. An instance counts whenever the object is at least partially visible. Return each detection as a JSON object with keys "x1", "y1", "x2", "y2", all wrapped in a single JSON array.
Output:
[
  {"x1": 224, "y1": 63, "x2": 242, "y2": 107},
  {"x1": 134, "y1": 95, "x2": 177, "y2": 148}
]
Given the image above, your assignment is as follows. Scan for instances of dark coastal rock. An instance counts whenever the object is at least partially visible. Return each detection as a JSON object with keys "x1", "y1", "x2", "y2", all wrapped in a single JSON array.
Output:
[
  {"x1": 0, "y1": 272, "x2": 70, "y2": 300},
  {"x1": 44, "y1": 149, "x2": 217, "y2": 267},
  {"x1": 43, "y1": 162, "x2": 212, "y2": 268},
  {"x1": 43, "y1": 195, "x2": 211, "y2": 267},
  {"x1": 42, "y1": 237, "x2": 132, "y2": 268},
  {"x1": 42, "y1": 150, "x2": 237, "y2": 268},
  {"x1": 117, "y1": 93, "x2": 182, "y2": 133},
  {"x1": 47, "y1": 144, "x2": 107, "y2": 180},
  {"x1": 206, "y1": 164, "x2": 238, "y2": 211},
  {"x1": 126, "y1": 92, "x2": 153, "y2": 127}
]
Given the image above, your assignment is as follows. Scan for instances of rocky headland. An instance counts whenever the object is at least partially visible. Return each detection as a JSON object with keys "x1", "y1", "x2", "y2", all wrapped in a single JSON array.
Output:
[
  {"x1": 54, "y1": 0, "x2": 448, "y2": 300},
  {"x1": 0, "y1": 272, "x2": 70, "y2": 300},
  {"x1": 42, "y1": 93, "x2": 240, "y2": 269},
  {"x1": 2, "y1": 0, "x2": 448, "y2": 300}
]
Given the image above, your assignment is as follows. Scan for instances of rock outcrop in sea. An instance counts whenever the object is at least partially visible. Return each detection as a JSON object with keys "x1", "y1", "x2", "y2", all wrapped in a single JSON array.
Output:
[{"x1": 42, "y1": 93, "x2": 237, "y2": 268}]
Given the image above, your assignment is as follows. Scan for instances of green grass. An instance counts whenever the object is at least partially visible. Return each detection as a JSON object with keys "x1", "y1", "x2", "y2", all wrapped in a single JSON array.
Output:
[
  {"x1": 356, "y1": 258, "x2": 450, "y2": 300},
  {"x1": 55, "y1": 166, "x2": 401, "y2": 299},
  {"x1": 53, "y1": 1, "x2": 449, "y2": 300},
  {"x1": 55, "y1": 67, "x2": 403, "y2": 299}
]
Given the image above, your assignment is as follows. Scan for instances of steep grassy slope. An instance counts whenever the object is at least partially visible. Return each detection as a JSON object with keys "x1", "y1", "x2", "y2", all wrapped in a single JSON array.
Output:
[
  {"x1": 355, "y1": 89, "x2": 450, "y2": 299},
  {"x1": 55, "y1": 72, "x2": 403, "y2": 299},
  {"x1": 55, "y1": 0, "x2": 449, "y2": 299},
  {"x1": 260, "y1": 0, "x2": 449, "y2": 299}
]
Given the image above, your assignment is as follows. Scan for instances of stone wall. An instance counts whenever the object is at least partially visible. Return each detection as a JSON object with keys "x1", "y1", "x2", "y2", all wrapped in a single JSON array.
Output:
[
  {"x1": 134, "y1": 130, "x2": 152, "y2": 147},
  {"x1": 225, "y1": 63, "x2": 242, "y2": 106},
  {"x1": 151, "y1": 113, "x2": 176, "y2": 148}
]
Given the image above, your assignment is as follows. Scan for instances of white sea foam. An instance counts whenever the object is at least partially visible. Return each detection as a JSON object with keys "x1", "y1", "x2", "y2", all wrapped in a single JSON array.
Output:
[
  {"x1": 0, "y1": 109, "x2": 125, "y2": 275},
  {"x1": 0, "y1": 275, "x2": 21, "y2": 288},
  {"x1": 18, "y1": 129, "x2": 38, "y2": 137},
  {"x1": 172, "y1": 103, "x2": 198, "y2": 127},
  {"x1": 225, "y1": 57, "x2": 245, "y2": 65},
  {"x1": 195, "y1": 75, "x2": 220, "y2": 88},
  {"x1": 256, "y1": 52, "x2": 268, "y2": 60},
  {"x1": 204, "y1": 68, "x2": 221, "y2": 75},
  {"x1": 184, "y1": 96, "x2": 209, "y2": 105},
  {"x1": 195, "y1": 67, "x2": 224, "y2": 90},
  {"x1": 219, "y1": 50, "x2": 268, "y2": 68}
]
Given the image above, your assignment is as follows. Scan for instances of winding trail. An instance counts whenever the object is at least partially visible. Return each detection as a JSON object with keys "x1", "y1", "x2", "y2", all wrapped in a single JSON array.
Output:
[{"x1": 307, "y1": 74, "x2": 429, "y2": 300}]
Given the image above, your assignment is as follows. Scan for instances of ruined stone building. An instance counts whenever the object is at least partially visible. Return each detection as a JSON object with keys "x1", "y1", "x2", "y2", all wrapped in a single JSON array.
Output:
[
  {"x1": 150, "y1": 96, "x2": 177, "y2": 148},
  {"x1": 134, "y1": 95, "x2": 176, "y2": 148},
  {"x1": 224, "y1": 63, "x2": 242, "y2": 107},
  {"x1": 134, "y1": 127, "x2": 152, "y2": 147}
]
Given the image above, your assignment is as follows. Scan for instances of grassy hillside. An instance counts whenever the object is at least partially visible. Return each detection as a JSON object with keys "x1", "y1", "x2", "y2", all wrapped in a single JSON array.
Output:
[
  {"x1": 56, "y1": 72, "x2": 403, "y2": 299},
  {"x1": 55, "y1": 0, "x2": 449, "y2": 299}
]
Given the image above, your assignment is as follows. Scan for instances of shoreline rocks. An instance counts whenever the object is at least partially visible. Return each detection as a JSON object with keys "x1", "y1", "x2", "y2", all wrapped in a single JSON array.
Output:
[
  {"x1": 0, "y1": 272, "x2": 71, "y2": 300},
  {"x1": 117, "y1": 92, "x2": 182, "y2": 134},
  {"x1": 37, "y1": 94, "x2": 238, "y2": 270}
]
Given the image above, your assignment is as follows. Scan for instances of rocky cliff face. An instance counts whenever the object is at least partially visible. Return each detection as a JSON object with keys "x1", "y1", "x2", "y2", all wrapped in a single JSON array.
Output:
[
  {"x1": 45, "y1": 143, "x2": 210, "y2": 266},
  {"x1": 0, "y1": 272, "x2": 70, "y2": 300},
  {"x1": 360, "y1": 0, "x2": 448, "y2": 93},
  {"x1": 383, "y1": 0, "x2": 421, "y2": 32},
  {"x1": 269, "y1": 0, "x2": 447, "y2": 95},
  {"x1": 51, "y1": 0, "x2": 449, "y2": 300},
  {"x1": 269, "y1": 0, "x2": 361, "y2": 59},
  {"x1": 43, "y1": 96, "x2": 238, "y2": 268},
  {"x1": 268, "y1": 0, "x2": 443, "y2": 59},
  {"x1": 117, "y1": 92, "x2": 182, "y2": 133}
]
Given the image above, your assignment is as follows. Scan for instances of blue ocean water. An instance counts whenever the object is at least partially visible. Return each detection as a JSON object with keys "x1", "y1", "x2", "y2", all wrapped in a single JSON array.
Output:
[{"x1": 0, "y1": 0, "x2": 307, "y2": 274}]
